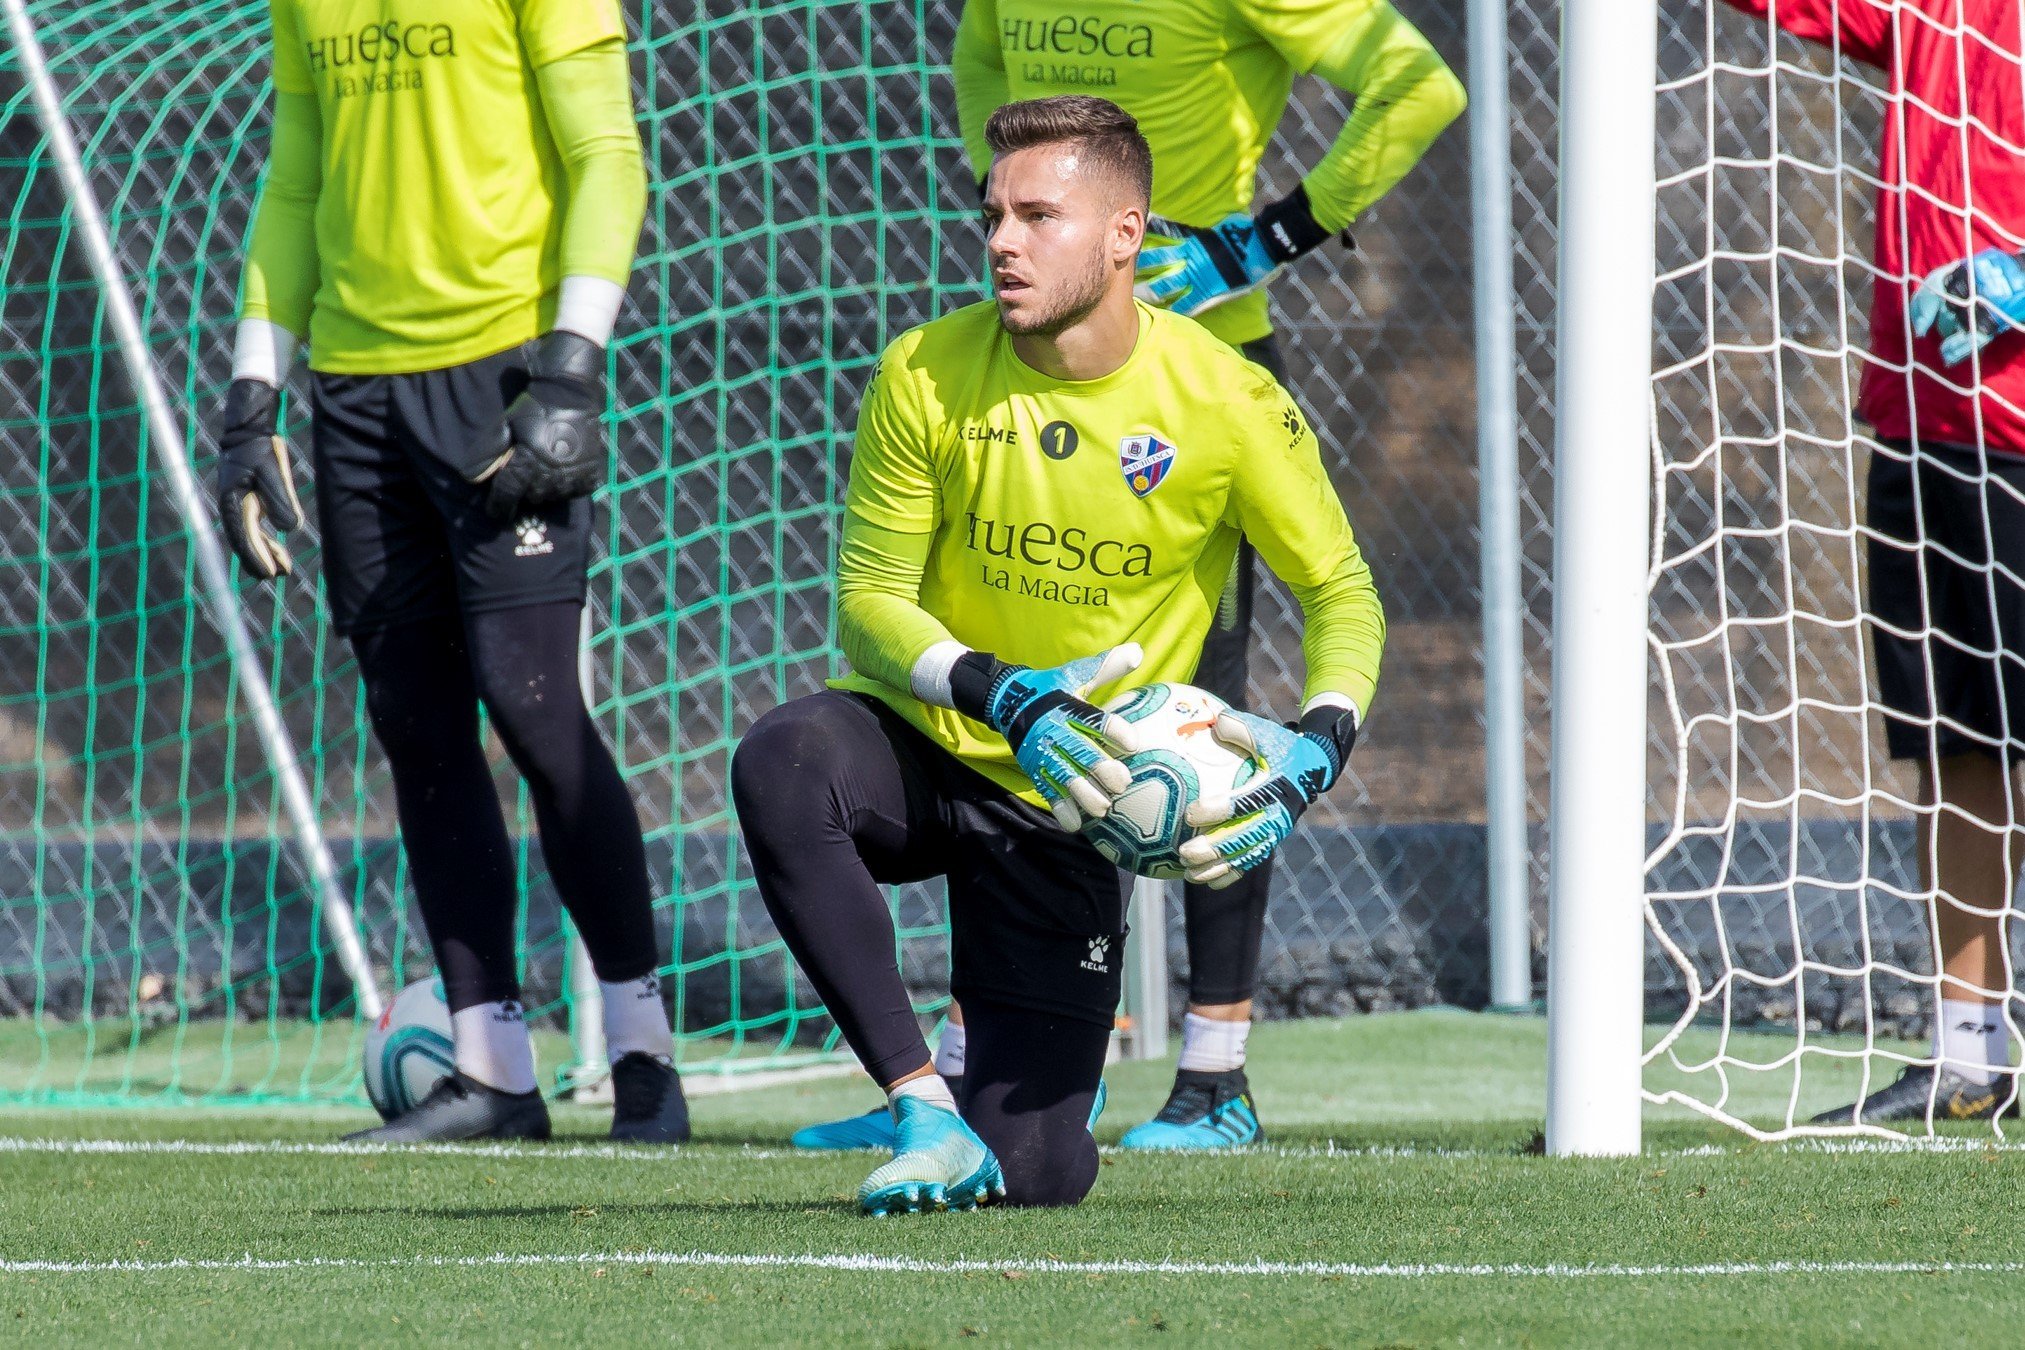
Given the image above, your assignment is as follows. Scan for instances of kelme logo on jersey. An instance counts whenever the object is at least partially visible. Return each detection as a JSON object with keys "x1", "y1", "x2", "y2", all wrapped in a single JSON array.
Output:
[{"x1": 1119, "y1": 434, "x2": 1177, "y2": 498}]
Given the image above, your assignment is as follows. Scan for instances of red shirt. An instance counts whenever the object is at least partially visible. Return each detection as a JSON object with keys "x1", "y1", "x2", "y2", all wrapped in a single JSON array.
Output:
[{"x1": 1725, "y1": 0, "x2": 2025, "y2": 453}]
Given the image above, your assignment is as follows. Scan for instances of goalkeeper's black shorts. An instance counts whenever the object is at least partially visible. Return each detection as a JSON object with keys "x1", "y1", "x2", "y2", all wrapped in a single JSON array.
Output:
[
  {"x1": 309, "y1": 343, "x2": 593, "y2": 637},
  {"x1": 745, "y1": 691, "x2": 1131, "y2": 1029},
  {"x1": 1868, "y1": 438, "x2": 2025, "y2": 763}
]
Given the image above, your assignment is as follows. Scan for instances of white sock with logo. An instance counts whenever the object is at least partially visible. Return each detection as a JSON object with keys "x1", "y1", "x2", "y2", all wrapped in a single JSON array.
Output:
[
  {"x1": 601, "y1": 975, "x2": 675, "y2": 1064},
  {"x1": 1176, "y1": 1012, "x2": 1250, "y2": 1074},
  {"x1": 1935, "y1": 999, "x2": 2007, "y2": 1086},
  {"x1": 888, "y1": 1072, "x2": 958, "y2": 1117},
  {"x1": 452, "y1": 1000, "x2": 538, "y2": 1095},
  {"x1": 933, "y1": 1020, "x2": 967, "y2": 1079}
]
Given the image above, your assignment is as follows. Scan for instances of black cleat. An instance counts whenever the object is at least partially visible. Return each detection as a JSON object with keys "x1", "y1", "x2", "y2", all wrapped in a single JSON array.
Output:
[
  {"x1": 343, "y1": 1070, "x2": 551, "y2": 1144},
  {"x1": 609, "y1": 1052, "x2": 690, "y2": 1145},
  {"x1": 1810, "y1": 1064, "x2": 2020, "y2": 1125}
]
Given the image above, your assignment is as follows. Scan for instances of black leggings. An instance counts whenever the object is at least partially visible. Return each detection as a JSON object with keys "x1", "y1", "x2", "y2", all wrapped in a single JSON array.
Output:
[
  {"x1": 351, "y1": 600, "x2": 657, "y2": 1012},
  {"x1": 960, "y1": 999, "x2": 1107, "y2": 1208},
  {"x1": 1187, "y1": 533, "x2": 1270, "y2": 1006},
  {"x1": 732, "y1": 694, "x2": 1112, "y2": 1207}
]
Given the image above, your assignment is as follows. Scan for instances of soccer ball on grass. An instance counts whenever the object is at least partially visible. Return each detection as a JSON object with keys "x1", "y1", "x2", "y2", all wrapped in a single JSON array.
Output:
[{"x1": 362, "y1": 976, "x2": 456, "y2": 1120}]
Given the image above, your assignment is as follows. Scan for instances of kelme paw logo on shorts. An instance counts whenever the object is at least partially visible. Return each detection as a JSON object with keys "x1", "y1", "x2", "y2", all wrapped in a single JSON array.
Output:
[
  {"x1": 1082, "y1": 935, "x2": 1111, "y2": 973},
  {"x1": 513, "y1": 517, "x2": 555, "y2": 558}
]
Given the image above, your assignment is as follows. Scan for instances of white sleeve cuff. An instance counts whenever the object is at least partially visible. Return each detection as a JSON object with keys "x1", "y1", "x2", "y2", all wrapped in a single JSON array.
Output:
[
  {"x1": 1301, "y1": 690, "x2": 1362, "y2": 728},
  {"x1": 552, "y1": 275, "x2": 626, "y2": 346},
  {"x1": 909, "y1": 640, "x2": 971, "y2": 709},
  {"x1": 231, "y1": 318, "x2": 300, "y2": 386}
]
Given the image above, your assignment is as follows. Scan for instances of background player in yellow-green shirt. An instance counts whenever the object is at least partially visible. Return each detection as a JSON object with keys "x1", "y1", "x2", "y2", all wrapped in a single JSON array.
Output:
[
  {"x1": 732, "y1": 96, "x2": 1383, "y2": 1214},
  {"x1": 946, "y1": 0, "x2": 1460, "y2": 1150},
  {"x1": 213, "y1": 0, "x2": 685, "y2": 1144}
]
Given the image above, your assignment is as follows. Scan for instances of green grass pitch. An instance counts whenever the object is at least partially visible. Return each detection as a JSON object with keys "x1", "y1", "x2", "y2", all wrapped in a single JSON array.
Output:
[{"x1": 2, "y1": 1010, "x2": 2021, "y2": 1346}]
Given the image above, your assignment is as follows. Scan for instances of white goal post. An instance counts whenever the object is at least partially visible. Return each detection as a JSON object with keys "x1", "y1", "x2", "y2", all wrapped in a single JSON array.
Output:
[
  {"x1": 1551, "y1": 0, "x2": 2025, "y2": 1150},
  {"x1": 1544, "y1": 0, "x2": 1659, "y2": 1158}
]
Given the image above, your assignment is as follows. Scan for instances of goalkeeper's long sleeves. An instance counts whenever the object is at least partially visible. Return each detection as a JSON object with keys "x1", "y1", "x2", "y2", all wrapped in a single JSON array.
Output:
[
  {"x1": 1286, "y1": 551, "x2": 1387, "y2": 718},
  {"x1": 1296, "y1": 1, "x2": 1467, "y2": 235},
  {"x1": 238, "y1": 89, "x2": 321, "y2": 346},
  {"x1": 836, "y1": 513, "x2": 960, "y2": 694},
  {"x1": 534, "y1": 39, "x2": 649, "y2": 297}
]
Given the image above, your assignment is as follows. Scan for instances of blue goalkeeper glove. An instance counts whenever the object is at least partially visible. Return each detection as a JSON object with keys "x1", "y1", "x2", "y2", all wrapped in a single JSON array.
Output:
[
  {"x1": 1178, "y1": 704, "x2": 1358, "y2": 889},
  {"x1": 950, "y1": 645, "x2": 1144, "y2": 831},
  {"x1": 1135, "y1": 187, "x2": 1340, "y2": 318},
  {"x1": 1911, "y1": 248, "x2": 2025, "y2": 366}
]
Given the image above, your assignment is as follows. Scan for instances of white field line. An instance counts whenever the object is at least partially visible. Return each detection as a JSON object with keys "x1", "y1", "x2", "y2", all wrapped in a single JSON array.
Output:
[
  {"x1": 0, "y1": 1250, "x2": 2021, "y2": 1280},
  {"x1": 2, "y1": 1133, "x2": 2021, "y2": 1166}
]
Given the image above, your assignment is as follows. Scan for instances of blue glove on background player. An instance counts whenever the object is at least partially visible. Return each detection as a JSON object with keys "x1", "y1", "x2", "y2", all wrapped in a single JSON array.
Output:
[
  {"x1": 1179, "y1": 704, "x2": 1358, "y2": 889},
  {"x1": 1136, "y1": 186, "x2": 1341, "y2": 318},
  {"x1": 1911, "y1": 248, "x2": 2025, "y2": 366},
  {"x1": 950, "y1": 645, "x2": 1143, "y2": 831}
]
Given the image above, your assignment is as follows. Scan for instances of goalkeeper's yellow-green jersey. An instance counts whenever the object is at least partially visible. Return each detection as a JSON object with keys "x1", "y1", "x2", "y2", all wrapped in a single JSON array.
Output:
[
  {"x1": 832, "y1": 300, "x2": 1385, "y2": 803},
  {"x1": 952, "y1": 0, "x2": 1465, "y2": 346},
  {"x1": 243, "y1": 0, "x2": 641, "y2": 373}
]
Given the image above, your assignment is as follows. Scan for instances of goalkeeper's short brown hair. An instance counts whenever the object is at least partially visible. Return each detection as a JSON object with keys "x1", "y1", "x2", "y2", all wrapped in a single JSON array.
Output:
[{"x1": 984, "y1": 96, "x2": 1153, "y2": 209}]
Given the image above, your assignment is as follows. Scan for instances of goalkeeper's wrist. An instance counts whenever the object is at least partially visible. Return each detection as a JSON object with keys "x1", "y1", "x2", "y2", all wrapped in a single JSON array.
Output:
[
  {"x1": 231, "y1": 318, "x2": 300, "y2": 388},
  {"x1": 552, "y1": 275, "x2": 624, "y2": 347},
  {"x1": 1296, "y1": 694, "x2": 1361, "y2": 778},
  {"x1": 1254, "y1": 185, "x2": 1342, "y2": 266},
  {"x1": 909, "y1": 640, "x2": 971, "y2": 710},
  {"x1": 946, "y1": 649, "x2": 1017, "y2": 725},
  {"x1": 220, "y1": 377, "x2": 281, "y2": 444}
]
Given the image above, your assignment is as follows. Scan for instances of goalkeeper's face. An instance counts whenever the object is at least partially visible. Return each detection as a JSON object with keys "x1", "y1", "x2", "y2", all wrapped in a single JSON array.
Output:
[{"x1": 984, "y1": 144, "x2": 1146, "y2": 338}]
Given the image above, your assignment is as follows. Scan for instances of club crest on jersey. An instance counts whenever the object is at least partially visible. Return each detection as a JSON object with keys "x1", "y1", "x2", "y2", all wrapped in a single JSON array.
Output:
[{"x1": 1119, "y1": 433, "x2": 1177, "y2": 498}]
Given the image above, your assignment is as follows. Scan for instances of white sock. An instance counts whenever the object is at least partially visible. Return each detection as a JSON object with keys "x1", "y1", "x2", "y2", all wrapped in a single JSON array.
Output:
[
  {"x1": 934, "y1": 1020, "x2": 967, "y2": 1079},
  {"x1": 1936, "y1": 999, "x2": 2007, "y2": 1086},
  {"x1": 452, "y1": 1000, "x2": 538, "y2": 1095},
  {"x1": 888, "y1": 1073, "x2": 958, "y2": 1116},
  {"x1": 1176, "y1": 1012, "x2": 1250, "y2": 1073},
  {"x1": 600, "y1": 975, "x2": 674, "y2": 1063}
]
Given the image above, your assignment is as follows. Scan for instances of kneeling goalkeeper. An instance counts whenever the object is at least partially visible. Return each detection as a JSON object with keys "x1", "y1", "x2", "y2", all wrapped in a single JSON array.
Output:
[
  {"x1": 215, "y1": 0, "x2": 685, "y2": 1142},
  {"x1": 731, "y1": 96, "x2": 1384, "y2": 1214}
]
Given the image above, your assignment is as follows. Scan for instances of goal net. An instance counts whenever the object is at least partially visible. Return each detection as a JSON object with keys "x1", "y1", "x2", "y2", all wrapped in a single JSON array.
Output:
[
  {"x1": 0, "y1": 0, "x2": 1488, "y2": 1110},
  {"x1": 1643, "y1": 0, "x2": 2021, "y2": 1136},
  {"x1": 0, "y1": 0, "x2": 978, "y2": 1105}
]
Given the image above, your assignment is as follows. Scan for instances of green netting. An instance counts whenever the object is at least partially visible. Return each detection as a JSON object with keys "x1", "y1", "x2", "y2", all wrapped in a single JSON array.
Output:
[{"x1": 0, "y1": 0, "x2": 973, "y2": 1105}]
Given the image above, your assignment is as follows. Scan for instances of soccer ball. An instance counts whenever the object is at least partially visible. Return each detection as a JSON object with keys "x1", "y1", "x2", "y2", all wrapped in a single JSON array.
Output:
[
  {"x1": 1083, "y1": 682, "x2": 1259, "y2": 879},
  {"x1": 362, "y1": 977, "x2": 456, "y2": 1121}
]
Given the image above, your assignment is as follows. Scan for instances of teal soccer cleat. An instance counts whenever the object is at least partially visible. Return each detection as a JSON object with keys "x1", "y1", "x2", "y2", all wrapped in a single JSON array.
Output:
[
  {"x1": 792, "y1": 1104, "x2": 896, "y2": 1151},
  {"x1": 1117, "y1": 1068, "x2": 1264, "y2": 1150},
  {"x1": 792, "y1": 1075, "x2": 964, "y2": 1150},
  {"x1": 857, "y1": 1096, "x2": 1005, "y2": 1217}
]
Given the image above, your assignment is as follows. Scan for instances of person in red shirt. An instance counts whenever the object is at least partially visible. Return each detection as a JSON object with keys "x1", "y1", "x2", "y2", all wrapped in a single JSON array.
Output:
[{"x1": 1724, "y1": 0, "x2": 2025, "y2": 1122}]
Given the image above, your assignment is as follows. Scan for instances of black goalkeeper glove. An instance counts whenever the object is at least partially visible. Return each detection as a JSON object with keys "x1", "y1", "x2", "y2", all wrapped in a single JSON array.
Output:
[
  {"x1": 214, "y1": 378, "x2": 304, "y2": 580},
  {"x1": 469, "y1": 330, "x2": 609, "y2": 523}
]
